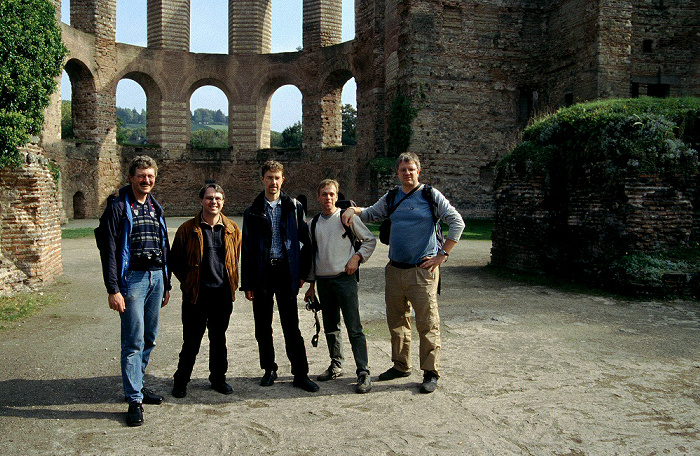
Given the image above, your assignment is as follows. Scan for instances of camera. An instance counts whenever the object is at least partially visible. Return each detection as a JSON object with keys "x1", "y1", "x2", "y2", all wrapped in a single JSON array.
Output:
[{"x1": 305, "y1": 296, "x2": 322, "y2": 312}]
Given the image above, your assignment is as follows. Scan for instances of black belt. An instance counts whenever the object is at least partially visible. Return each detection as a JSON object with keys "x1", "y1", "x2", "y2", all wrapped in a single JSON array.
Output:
[
  {"x1": 269, "y1": 258, "x2": 284, "y2": 267},
  {"x1": 389, "y1": 260, "x2": 420, "y2": 269}
]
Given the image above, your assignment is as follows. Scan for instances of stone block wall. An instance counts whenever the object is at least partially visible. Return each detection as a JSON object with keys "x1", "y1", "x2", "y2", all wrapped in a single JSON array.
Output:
[{"x1": 0, "y1": 146, "x2": 63, "y2": 294}]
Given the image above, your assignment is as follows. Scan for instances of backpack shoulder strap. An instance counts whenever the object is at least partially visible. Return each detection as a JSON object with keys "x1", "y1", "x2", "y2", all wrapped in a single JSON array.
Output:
[
  {"x1": 386, "y1": 187, "x2": 400, "y2": 216},
  {"x1": 422, "y1": 185, "x2": 439, "y2": 223},
  {"x1": 310, "y1": 213, "x2": 320, "y2": 253}
]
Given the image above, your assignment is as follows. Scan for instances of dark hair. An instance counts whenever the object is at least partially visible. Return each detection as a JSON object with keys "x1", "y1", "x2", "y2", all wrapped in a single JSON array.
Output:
[
  {"x1": 199, "y1": 183, "x2": 225, "y2": 200},
  {"x1": 261, "y1": 160, "x2": 284, "y2": 176},
  {"x1": 395, "y1": 152, "x2": 421, "y2": 172},
  {"x1": 129, "y1": 155, "x2": 158, "y2": 177}
]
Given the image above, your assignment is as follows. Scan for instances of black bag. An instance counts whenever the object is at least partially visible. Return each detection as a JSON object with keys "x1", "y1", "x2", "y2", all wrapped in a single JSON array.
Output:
[{"x1": 379, "y1": 186, "x2": 420, "y2": 245}]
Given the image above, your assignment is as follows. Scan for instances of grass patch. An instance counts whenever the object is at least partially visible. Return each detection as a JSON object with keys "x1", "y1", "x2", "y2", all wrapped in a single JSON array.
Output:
[
  {"x1": 0, "y1": 292, "x2": 57, "y2": 328},
  {"x1": 62, "y1": 227, "x2": 95, "y2": 239}
]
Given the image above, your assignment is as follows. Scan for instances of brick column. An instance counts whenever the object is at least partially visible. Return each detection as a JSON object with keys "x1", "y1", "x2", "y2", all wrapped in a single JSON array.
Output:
[
  {"x1": 229, "y1": 0, "x2": 271, "y2": 54},
  {"x1": 231, "y1": 102, "x2": 263, "y2": 151},
  {"x1": 302, "y1": 91, "x2": 323, "y2": 152},
  {"x1": 303, "y1": 0, "x2": 342, "y2": 50},
  {"x1": 596, "y1": 0, "x2": 633, "y2": 98},
  {"x1": 147, "y1": 0, "x2": 190, "y2": 51},
  {"x1": 148, "y1": 98, "x2": 190, "y2": 156}
]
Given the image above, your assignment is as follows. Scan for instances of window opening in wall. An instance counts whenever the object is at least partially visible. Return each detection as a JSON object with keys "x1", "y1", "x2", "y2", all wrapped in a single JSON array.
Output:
[
  {"x1": 647, "y1": 83, "x2": 670, "y2": 98},
  {"x1": 61, "y1": 1, "x2": 70, "y2": 24},
  {"x1": 517, "y1": 89, "x2": 535, "y2": 126},
  {"x1": 73, "y1": 191, "x2": 86, "y2": 219},
  {"x1": 117, "y1": 79, "x2": 147, "y2": 145},
  {"x1": 61, "y1": 70, "x2": 73, "y2": 139},
  {"x1": 342, "y1": 0, "x2": 355, "y2": 41},
  {"x1": 191, "y1": 0, "x2": 228, "y2": 53},
  {"x1": 342, "y1": 78, "x2": 357, "y2": 145},
  {"x1": 270, "y1": 85, "x2": 302, "y2": 148},
  {"x1": 564, "y1": 93, "x2": 574, "y2": 107},
  {"x1": 272, "y1": 1, "x2": 302, "y2": 53},
  {"x1": 190, "y1": 86, "x2": 229, "y2": 148},
  {"x1": 631, "y1": 82, "x2": 640, "y2": 98},
  {"x1": 642, "y1": 39, "x2": 653, "y2": 53}
]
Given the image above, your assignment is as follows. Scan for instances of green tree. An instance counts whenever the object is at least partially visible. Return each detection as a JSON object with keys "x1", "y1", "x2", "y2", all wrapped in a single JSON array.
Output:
[
  {"x1": 61, "y1": 101, "x2": 73, "y2": 139},
  {"x1": 190, "y1": 128, "x2": 228, "y2": 148},
  {"x1": 342, "y1": 104, "x2": 357, "y2": 145},
  {"x1": 387, "y1": 89, "x2": 420, "y2": 157},
  {"x1": 0, "y1": 0, "x2": 67, "y2": 167},
  {"x1": 280, "y1": 121, "x2": 302, "y2": 148},
  {"x1": 270, "y1": 130, "x2": 282, "y2": 148}
]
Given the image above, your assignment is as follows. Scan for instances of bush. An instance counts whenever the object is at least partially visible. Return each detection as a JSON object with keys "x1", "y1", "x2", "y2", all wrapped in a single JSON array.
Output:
[{"x1": 0, "y1": 0, "x2": 67, "y2": 167}]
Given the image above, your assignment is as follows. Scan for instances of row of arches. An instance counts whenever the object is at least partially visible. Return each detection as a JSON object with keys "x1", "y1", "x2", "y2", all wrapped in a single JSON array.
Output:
[
  {"x1": 60, "y1": 0, "x2": 355, "y2": 53},
  {"x1": 61, "y1": 54, "x2": 359, "y2": 150}
]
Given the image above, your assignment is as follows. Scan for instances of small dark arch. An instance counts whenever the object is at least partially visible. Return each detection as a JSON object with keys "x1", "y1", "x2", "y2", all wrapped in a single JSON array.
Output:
[{"x1": 73, "y1": 191, "x2": 86, "y2": 219}]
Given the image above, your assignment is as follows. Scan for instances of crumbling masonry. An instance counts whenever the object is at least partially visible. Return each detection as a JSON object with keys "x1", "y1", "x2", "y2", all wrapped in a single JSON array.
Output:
[{"x1": 38, "y1": 0, "x2": 699, "y2": 219}]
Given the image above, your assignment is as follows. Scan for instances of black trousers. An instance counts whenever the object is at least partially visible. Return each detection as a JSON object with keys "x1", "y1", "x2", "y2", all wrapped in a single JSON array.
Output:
[
  {"x1": 252, "y1": 261, "x2": 309, "y2": 377},
  {"x1": 174, "y1": 286, "x2": 233, "y2": 385}
]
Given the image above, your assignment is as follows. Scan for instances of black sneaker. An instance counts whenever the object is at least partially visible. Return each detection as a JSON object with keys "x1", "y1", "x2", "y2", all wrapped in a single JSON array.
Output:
[
  {"x1": 260, "y1": 370, "x2": 278, "y2": 386},
  {"x1": 377, "y1": 367, "x2": 411, "y2": 381},
  {"x1": 211, "y1": 381, "x2": 234, "y2": 395},
  {"x1": 355, "y1": 372, "x2": 371, "y2": 394},
  {"x1": 141, "y1": 387, "x2": 164, "y2": 405},
  {"x1": 171, "y1": 383, "x2": 187, "y2": 398},
  {"x1": 419, "y1": 372, "x2": 438, "y2": 394},
  {"x1": 317, "y1": 363, "x2": 342, "y2": 381},
  {"x1": 126, "y1": 402, "x2": 143, "y2": 427}
]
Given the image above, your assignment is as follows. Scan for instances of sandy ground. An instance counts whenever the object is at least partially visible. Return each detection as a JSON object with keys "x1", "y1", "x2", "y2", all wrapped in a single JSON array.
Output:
[{"x1": 0, "y1": 216, "x2": 699, "y2": 455}]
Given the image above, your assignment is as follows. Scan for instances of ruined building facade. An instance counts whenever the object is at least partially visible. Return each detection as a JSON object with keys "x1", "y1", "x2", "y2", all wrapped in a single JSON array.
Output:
[{"x1": 44, "y1": 0, "x2": 700, "y2": 218}]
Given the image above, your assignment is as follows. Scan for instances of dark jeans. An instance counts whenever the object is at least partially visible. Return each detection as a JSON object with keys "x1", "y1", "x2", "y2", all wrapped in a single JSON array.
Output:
[
  {"x1": 173, "y1": 286, "x2": 233, "y2": 386},
  {"x1": 317, "y1": 274, "x2": 369, "y2": 375},
  {"x1": 252, "y1": 262, "x2": 309, "y2": 377}
]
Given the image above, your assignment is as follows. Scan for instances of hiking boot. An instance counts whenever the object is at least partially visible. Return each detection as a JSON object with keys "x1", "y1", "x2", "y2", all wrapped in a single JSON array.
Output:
[
  {"x1": 126, "y1": 402, "x2": 143, "y2": 427},
  {"x1": 355, "y1": 372, "x2": 371, "y2": 394},
  {"x1": 377, "y1": 367, "x2": 411, "y2": 381},
  {"x1": 419, "y1": 371, "x2": 438, "y2": 394},
  {"x1": 317, "y1": 363, "x2": 342, "y2": 381}
]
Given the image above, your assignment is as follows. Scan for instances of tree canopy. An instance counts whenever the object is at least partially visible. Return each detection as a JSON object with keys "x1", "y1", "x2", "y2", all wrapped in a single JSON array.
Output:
[{"x1": 0, "y1": 0, "x2": 66, "y2": 167}]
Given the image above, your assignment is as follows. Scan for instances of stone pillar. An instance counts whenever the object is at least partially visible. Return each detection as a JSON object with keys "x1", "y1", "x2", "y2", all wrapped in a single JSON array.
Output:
[
  {"x1": 231, "y1": 102, "x2": 263, "y2": 151},
  {"x1": 148, "y1": 0, "x2": 190, "y2": 51},
  {"x1": 303, "y1": 0, "x2": 342, "y2": 50},
  {"x1": 596, "y1": 0, "x2": 633, "y2": 98},
  {"x1": 321, "y1": 88, "x2": 343, "y2": 147},
  {"x1": 149, "y1": 98, "x2": 190, "y2": 156},
  {"x1": 229, "y1": 0, "x2": 272, "y2": 54}
]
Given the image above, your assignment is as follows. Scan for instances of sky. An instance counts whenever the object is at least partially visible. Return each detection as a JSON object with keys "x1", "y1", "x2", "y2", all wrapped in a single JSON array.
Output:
[{"x1": 60, "y1": 0, "x2": 356, "y2": 132}]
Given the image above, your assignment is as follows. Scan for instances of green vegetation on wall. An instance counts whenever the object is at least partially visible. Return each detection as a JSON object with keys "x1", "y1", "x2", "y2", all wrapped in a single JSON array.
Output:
[
  {"x1": 497, "y1": 97, "x2": 700, "y2": 183},
  {"x1": 387, "y1": 88, "x2": 423, "y2": 157},
  {"x1": 0, "y1": 0, "x2": 66, "y2": 168}
]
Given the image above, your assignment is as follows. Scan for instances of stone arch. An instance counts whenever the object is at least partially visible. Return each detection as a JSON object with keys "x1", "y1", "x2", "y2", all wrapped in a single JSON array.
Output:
[
  {"x1": 321, "y1": 68, "x2": 354, "y2": 147},
  {"x1": 256, "y1": 73, "x2": 306, "y2": 148},
  {"x1": 72, "y1": 191, "x2": 86, "y2": 219},
  {"x1": 63, "y1": 58, "x2": 98, "y2": 141},
  {"x1": 186, "y1": 78, "x2": 235, "y2": 146},
  {"x1": 119, "y1": 71, "x2": 164, "y2": 145}
]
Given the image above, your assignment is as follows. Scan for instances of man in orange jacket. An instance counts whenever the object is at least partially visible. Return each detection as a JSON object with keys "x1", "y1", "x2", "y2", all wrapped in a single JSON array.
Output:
[{"x1": 169, "y1": 183, "x2": 241, "y2": 398}]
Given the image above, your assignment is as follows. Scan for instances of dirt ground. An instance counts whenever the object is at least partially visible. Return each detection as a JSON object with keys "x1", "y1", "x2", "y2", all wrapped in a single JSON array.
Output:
[{"x1": 0, "y1": 216, "x2": 698, "y2": 455}]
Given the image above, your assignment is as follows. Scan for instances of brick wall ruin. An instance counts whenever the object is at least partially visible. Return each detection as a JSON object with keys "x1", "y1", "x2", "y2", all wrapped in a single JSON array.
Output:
[
  {"x1": 0, "y1": 145, "x2": 64, "y2": 295},
  {"x1": 44, "y1": 0, "x2": 699, "y2": 220}
]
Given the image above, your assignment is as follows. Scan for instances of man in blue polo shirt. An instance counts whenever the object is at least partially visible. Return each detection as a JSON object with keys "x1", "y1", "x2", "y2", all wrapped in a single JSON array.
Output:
[{"x1": 342, "y1": 152, "x2": 464, "y2": 393}]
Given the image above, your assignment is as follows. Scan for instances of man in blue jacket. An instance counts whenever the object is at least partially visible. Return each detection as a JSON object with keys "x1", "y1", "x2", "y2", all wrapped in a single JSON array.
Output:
[
  {"x1": 95, "y1": 155, "x2": 171, "y2": 426},
  {"x1": 240, "y1": 160, "x2": 318, "y2": 392}
]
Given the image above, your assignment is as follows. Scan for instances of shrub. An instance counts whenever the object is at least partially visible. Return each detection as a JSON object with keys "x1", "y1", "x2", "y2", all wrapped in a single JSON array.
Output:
[{"x1": 0, "y1": 0, "x2": 67, "y2": 167}]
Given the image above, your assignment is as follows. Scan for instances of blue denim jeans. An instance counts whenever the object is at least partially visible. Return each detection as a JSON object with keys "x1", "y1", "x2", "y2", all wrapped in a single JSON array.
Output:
[{"x1": 120, "y1": 270, "x2": 164, "y2": 403}]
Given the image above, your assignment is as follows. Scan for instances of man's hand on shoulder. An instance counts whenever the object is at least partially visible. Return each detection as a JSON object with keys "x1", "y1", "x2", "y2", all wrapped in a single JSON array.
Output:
[
  {"x1": 108, "y1": 292, "x2": 125, "y2": 313},
  {"x1": 341, "y1": 207, "x2": 359, "y2": 226}
]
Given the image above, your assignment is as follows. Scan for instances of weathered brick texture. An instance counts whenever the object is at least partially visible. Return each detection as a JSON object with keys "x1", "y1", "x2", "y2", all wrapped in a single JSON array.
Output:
[{"x1": 0, "y1": 146, "x2": 63, "y2": 295}]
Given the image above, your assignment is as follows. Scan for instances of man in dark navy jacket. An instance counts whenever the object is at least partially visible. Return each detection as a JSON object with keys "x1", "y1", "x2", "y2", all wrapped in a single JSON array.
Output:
[
  {"x1": 95, "y1": 155, "x2": 171, "y2": 426},
  {"x1": 240, "y1": 160, "x2": 318, "y2": 392}
]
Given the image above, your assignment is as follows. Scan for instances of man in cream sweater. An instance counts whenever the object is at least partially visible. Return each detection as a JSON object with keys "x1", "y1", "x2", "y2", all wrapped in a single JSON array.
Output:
[{"x1": 305, "y1": 179, "x2": 376, "y2": 393}]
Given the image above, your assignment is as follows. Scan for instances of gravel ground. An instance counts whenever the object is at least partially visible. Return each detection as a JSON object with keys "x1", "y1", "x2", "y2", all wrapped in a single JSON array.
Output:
[{"x1": 0, "y1": 217, "x2": 698, "y2": 455}]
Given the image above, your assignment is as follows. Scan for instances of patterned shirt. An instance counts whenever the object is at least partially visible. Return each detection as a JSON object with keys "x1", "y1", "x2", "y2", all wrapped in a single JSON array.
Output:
[
  {"x1": 265, "y1": 198, "x2": 283, "y2": 259},
  {"x1": 130, "y1": 197, "x2": 162, "y2": 268}
]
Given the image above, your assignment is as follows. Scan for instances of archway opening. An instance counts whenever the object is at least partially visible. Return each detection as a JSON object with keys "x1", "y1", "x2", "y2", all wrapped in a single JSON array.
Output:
[
  {"x1": 190, "y1": 86, "x2": 229, "y2": 148},
  {"x1": 270, "y1": 85, "x2": 302, "y2": 148},
  {"x1": 73, "y1": 191, "x2": 86, "y2": 219},
  {"x1": 116, "y1": 79, "x2": 147, "y2": 145}
]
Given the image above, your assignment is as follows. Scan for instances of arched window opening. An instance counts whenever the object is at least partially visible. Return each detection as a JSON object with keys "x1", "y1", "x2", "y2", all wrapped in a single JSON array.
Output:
[
  {"x1": 116, "y1": 79, "x2": 147, "y2": 145},
  {"x1": 190, "y1": 0, "x2": 227, "y2": 53},
  {"x1": 62, "y1": 60, "x2": 97, "y2": 141},
  {"x1": 270, "y1": 85, "x2": 302, "y2": 148},
  {"x1": 117, "y1": 0, "x2": 147, "y2": 46},
  {"x1": 272, "y1": 1, "x2": 302, "y2": 53},
  {"x1": 61, "y1": 70, "x2": 73, "y2": 139},
  {"x1": 341, "y1": 78, "x2": 357, "y2": 145},
  {"x1": 73, "y1": 191, "x2": 86, "y2": 219},
  {"x1": 60, "y1": 1, "x2": 70, "y2": 24},
  {"x1": 190, "y1": 86, "x2": 229, "y2": 148}
]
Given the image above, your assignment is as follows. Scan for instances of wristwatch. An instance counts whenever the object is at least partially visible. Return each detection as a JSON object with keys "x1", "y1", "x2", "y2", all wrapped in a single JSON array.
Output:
[{"x1": 438, "y1": 248, "x2": 449, "y2": 257}]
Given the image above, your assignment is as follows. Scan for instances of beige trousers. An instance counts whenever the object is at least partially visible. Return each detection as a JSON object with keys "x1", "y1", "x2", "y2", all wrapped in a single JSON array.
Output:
[{"x1": 384, "y1": 263, "x2": 441, "y2": 376}]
